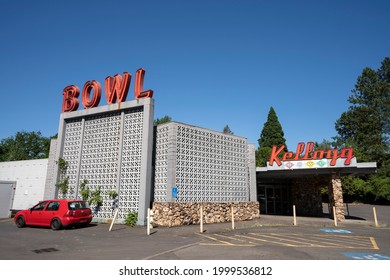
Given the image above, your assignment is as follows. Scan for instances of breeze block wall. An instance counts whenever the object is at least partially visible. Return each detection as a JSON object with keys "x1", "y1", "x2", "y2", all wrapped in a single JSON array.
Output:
[
  {"x1": 153, "y1": 122, "x2": 256, "y2": 203},
  {"x1": 53, "y1": 99, "x2": 154, "y2": 225}
]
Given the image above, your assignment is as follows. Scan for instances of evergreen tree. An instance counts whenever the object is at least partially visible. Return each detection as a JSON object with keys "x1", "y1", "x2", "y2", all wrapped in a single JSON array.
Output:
[
  {"x1": 154, "y1": 115, "x2": 172, "y2": 126},
  {"x1": 334, "y1": 58, "x2": 390, "y2": 162},
  {"x1": 335, "y1": 57, "x2": 390, "y2": 202},
  {"x1": 256, "y1": 107, "x2": 288, "y2": 166},
  {"x1": 223, "y1": 125, "x2": 234, "y2": 135}
]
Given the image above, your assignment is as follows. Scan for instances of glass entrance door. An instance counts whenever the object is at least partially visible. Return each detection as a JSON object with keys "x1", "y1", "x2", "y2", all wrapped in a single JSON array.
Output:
[
  {"x1": 266, "y1": 187, "x2": 274, "y2": 214},
  {"x1": 258, "y1": 185, "x2": 290, "y2": 215}
]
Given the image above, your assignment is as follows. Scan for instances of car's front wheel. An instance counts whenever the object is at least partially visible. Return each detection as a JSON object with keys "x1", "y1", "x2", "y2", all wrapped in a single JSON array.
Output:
[
  {"x1": 16, "y1": 216, "x2": 25, "y2": 228},
  {"x1": 50, "y1": 218, "x2": 62, "y2": 230}
]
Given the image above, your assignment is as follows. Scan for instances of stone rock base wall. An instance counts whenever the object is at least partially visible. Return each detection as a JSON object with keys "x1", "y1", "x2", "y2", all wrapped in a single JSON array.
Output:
[
  {"x1": 291, "y1": 176, "x2": 327, "y2": 217},
  {"x1": 328, "y1": 174, "x2": 345, "y2": 222},
  {"x1": 152, "y1": 202, "x2": 260, "y2": 227}
]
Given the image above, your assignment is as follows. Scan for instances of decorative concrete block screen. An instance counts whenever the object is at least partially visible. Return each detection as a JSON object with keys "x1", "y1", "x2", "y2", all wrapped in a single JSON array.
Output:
[
  {"x1": 54, "y1": 99, "x2": 154, "y2": 224},
  {"x1": 154, "y1": 122, "x2": 256, "y2": 202}
]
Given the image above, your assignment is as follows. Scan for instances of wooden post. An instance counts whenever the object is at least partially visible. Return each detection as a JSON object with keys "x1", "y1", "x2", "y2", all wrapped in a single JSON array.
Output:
[
  {"x1": 333, "y1": 206, "x2": 338, "y2": 227},
  {"x1": 373, "y1": 207, "x2": 379, "y2": 227},
  {"x1": 200, "y1": 205, "x2": 204, "y2": 233},
  {"x1": 231, "y1": 206, "x2": 235, "y2": 230},
  {"x1": 147, "y1": 208, "x2": 152, "y2": 235},
  {"x1": 147, "y1": 208, "x2": 150, "y2": 235},
  {"x1": 109, "y1": 208, "x2": 119, "y2": 232},
  {"x1": 293, "y1": 205, "x2": 297, "y2": 226}
]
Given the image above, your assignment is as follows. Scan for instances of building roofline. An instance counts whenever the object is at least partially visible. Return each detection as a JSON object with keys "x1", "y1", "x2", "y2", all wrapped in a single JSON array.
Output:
[
  {"x1": 256, "y1": 162, "x2": 377, "y2": 177},
  {"x1": 157, "y1": 121, "x2": 248, "y2": 141}
]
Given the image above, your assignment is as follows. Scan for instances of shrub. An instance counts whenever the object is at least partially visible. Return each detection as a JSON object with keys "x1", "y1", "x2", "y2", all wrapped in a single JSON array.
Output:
[
  {"x1": 125, "y1": 211, "x2": 138, "y2": 226},
  {"x1": 79, "y1": 179, "x2": 90, "y2": 201},
  {"x1": 89, "y1": 187, "x2": 103, "y2": 207}
]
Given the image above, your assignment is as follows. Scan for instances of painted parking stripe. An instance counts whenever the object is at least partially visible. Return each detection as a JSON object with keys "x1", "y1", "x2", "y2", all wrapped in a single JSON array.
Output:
[
  {"x1": 200, "y1": 234, "x2": 255, "y2": 247},
  {"x1": 343, "y1": 252, "x2": 390, "y2": 260},
  {"x1": 369, "y1": 237, "x2": 379, "y2": 250},
  {"x1": 214, "y1": 234, "x2": 257, "y2": 246},
  {"x1": 252, "y1": 233, "x2": 373, "y2": 249},
  {"x1": 199, "y1": 232, "x2": 379, "y2": 249},
  {"x1": 305, "y1": 234, "x2": 374, "y2": 248},
  {"x1": 238, "y1": 233, "x2": 298, "y2": 247},
  {"x1": 286, "y1": 233, "x2": 351, "y2": 247}
]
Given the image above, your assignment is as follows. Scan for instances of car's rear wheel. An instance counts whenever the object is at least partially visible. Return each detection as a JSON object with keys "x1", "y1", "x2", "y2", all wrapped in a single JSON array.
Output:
[
  {"x1": 16, "y1": 216, "x2": 25, "y2": 228},
  {"x1": 50, "y1": 218, "x2": 62, "y2": 230}
]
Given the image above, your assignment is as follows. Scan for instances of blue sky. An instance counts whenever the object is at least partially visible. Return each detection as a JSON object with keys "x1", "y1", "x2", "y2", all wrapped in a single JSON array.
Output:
[{"x1": 0, "y1": 0, "x2": 389, "y2": 150}]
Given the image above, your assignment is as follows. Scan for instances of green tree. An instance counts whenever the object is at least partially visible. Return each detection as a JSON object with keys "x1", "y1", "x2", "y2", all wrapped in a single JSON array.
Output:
[
  {"x1": 0, "y1": 131, "x2": 51, "y2": 162},
  {"x1": 154, "y1": 115, "x2": 172, "y2": 126},
  {"x1": 256, "y1": 107, "x2": 288, "y2": 166},
  {"x1": 335, "y1": 57, "x2": 390, "y2": 162},
  {"x1": 223, "y1": 125, "x2": 234, "y2": 135},
  {"x1": 335, "y1": 57, "x2": 390, "y2": 203},
  {"x1": 314, "y1": 139, "x2": 333, "y2": 150}
]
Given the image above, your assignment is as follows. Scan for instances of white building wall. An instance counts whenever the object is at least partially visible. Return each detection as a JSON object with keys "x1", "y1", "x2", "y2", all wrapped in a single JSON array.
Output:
[
  {"x1": 43, "y1": 138, "x2": 57, "y2": 199},
  {"x1": 0, "y1": 159, "x2": 48, "y2": 210}
]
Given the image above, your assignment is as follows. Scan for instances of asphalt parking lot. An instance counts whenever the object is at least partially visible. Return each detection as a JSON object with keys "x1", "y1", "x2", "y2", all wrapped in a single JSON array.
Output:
[{"x1": 0, "y1": 203, "x2": 389, "y2": 260}]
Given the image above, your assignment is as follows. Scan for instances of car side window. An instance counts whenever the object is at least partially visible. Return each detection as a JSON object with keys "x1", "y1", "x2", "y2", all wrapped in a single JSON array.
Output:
[
  {"x1": 32, "y1": 201, "x2": 48, "y2": 211},
  {"x1": 68, "y1": 202, "x2": 76, "y2": 210},
  {"x1": 46, "y1": 202, "x2": 60, "y2": 211}
]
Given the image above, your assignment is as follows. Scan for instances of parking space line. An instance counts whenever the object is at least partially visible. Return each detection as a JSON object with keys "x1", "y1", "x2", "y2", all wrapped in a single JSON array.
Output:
[
  {"x1": 201, "y1": 234, "x2": 237, "y2": 246},
  {"x1": 199, "y1": 232, "x2": 379, "y2": 250},
  {"x1": 306, "y1": 234, "x2": 376, "y2": 249},
  {"x1": 251, "y1": 233, "x2": 351, "y2": 248},
  {"x1": 200, "y1": 234, "x2": 255, "y2": 247},
  {"x1": 335, "y1": 236, "x2": 375, "y2": 248},
  {"x1": 370, "y1": 237, "x2": 379, "y2": 250},
  {"x1": 293, "y1": 234, "x2": 366, "y2": 248},
  {"x1": 237, "y1": 234, "x2": 298, "y2": 247},
  {"x1": 214, "y1": 234, "x2": 257, "y2": 246},
  {"x1": 248, "y1": 233, "x2": 320, "y2": 246}
]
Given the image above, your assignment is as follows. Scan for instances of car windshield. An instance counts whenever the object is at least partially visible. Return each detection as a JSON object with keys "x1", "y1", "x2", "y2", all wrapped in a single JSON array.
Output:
[
  {"x1": 68, "y1": 201, "x2": 90, "y2": 210},
  {"x1": 32, "y1": 201, "x2": 48, "y2": 211}
]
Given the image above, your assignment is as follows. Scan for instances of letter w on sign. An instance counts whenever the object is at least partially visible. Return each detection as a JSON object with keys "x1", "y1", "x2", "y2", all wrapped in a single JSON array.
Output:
[{"x1": 104, "y1": 72, "x2": 131, "y2": 104}]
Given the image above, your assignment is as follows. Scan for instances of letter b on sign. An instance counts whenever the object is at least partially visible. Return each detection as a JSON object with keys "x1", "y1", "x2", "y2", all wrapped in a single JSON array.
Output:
[{"x1": 62, "y1": 85, "x2": 80, "y2": 112}]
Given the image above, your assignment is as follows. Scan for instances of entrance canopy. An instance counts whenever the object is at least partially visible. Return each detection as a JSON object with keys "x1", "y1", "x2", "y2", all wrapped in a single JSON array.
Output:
[
  {"x1": 255, "y1": 161, "x2": 377, "y2": 218},
  {"x1": 255, "y1": 142, "x2": 377, "y2": 220}
]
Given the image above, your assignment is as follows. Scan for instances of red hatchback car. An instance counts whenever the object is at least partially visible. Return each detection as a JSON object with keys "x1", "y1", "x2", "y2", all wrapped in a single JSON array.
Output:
[{"x1": 14, "y1": 199, "x2": 93, "y2": 230}]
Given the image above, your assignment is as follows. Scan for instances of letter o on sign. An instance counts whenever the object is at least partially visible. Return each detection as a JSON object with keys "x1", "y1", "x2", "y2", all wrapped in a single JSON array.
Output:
[{"x1": 82, "y1": 80, "x2": 101, "y2": 109}]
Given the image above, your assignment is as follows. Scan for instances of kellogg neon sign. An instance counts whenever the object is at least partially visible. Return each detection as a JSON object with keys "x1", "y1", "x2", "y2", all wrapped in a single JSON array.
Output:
[
  {"x1": 62, "y1": 68, "x2": 153, "y2": 112},
  {"x1": 269, "y1": 142, "x2": 355, "y2": 167}
]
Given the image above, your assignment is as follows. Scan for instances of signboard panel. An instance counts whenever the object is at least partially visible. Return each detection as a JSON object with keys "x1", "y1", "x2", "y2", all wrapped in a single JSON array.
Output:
[
  {"x1": 267, "y1": 141, "x2": 357, "y2": 171},
  {"x1": 172, "y1": 187, "x2": 178, "y2": 199},
  {"x1": 268, "y1": 158, "x2": 357, "y2": 170}
]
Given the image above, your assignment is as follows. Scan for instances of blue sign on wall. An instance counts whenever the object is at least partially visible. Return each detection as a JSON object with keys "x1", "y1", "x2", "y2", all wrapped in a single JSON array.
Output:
[
  {"x1": 321, "y1": 228, "x2": 353, "y2": 234},
  {"x1": 172, "y1": 187, "x2": 178, "y2": 198},
  {"x1": 343, "y1": 253, "x2": 390, "y2": 260}
]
